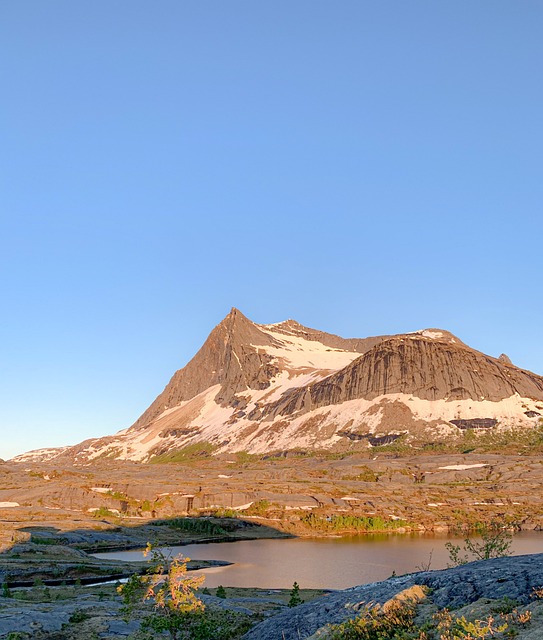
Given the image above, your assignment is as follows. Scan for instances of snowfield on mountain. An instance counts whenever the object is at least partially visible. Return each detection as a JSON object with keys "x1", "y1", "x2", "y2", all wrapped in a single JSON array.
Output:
[{"x1": 15, "y1": 308, "x2": 543, "y2": 463}]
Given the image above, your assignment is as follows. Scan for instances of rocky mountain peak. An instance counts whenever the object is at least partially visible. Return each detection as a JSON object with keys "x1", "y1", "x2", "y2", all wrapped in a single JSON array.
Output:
[
  {"x1": 17, "y1": 310, "x2": 543, "y2": 463},
  {"x1": 130, "y1": 308, "x2": 279, "y2": 430},
  {"x1": 217, "y1": 306, "x2": 275, "y2": 348},
  {"x1": 407, "y1": 328, "x2": 465, "y2": 345}
]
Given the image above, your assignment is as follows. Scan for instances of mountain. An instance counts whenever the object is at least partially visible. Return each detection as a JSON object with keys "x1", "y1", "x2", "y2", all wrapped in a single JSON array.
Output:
[{"x1": 14, "y1": 308, "x2": 543, "y2": 463}]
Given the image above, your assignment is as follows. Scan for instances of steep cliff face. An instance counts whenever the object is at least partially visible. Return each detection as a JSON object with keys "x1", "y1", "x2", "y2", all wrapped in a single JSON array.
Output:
[
  {"x1": 131, "y1": 308, "x2": 279, "y2": 430},
  {"x1": 129, "y1": 309, "x2": 387, "y2": 434},
  {"x1": 14, "y1": 312, "x2": 543, "y2": 463},
  {"x1": 255, "y1": 333, "x2": 543, "y2": 421}
]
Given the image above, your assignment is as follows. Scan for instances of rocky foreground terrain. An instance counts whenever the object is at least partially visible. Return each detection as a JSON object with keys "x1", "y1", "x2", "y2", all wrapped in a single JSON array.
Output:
[
  {"x1": 1, "y1": 553, "x2": 543, "y2": 638},
  {"x1": 244, "y1": 553, "x2": 543, "y2": 640},
  {"x1": 0, "y1": 447, "x2": 542, "y2": 637},
  {"x1": 1, "y1": 437, "x2": 543, "y2": 638}
]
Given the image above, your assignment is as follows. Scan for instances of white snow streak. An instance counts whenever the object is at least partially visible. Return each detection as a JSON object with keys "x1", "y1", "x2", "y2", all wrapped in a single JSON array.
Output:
[
  {"x1": 438, "y1": 464, "x2": 488, "y2": 470},
  {"x1": 256, "y1": 328, "x2": 361, "y2": 371}
]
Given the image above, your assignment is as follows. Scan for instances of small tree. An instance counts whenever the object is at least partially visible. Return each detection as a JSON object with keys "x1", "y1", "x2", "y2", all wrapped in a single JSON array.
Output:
[
  {"x1": 288, "y1": 581, "x2": 304, "y2": 607},
  {"x1": 446, "y1": 521, "x2": 514, "y2": 567},
  {"x1": 215, "y1": 584, "x2": 226, "y2": 599},
  {"x1": 118, "y1": 543, "x2": 205, "y2": 640}
]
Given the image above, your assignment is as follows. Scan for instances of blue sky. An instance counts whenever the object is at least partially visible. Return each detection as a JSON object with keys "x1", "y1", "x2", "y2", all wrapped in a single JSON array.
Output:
[{"x1": 1, "y1": 2, "x2": 542, "y2": 460}]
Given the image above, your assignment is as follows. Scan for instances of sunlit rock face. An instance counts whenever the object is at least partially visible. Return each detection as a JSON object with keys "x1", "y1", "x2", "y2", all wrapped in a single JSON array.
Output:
[{"x1": 15, "y1": 310, "x2": 543, "y2": 463}]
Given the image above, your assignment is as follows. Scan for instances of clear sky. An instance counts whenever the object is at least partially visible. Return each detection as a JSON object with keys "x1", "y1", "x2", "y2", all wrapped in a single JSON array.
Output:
[{"x1": 1, "y1": 2, "x2": 542, "y2": 460}]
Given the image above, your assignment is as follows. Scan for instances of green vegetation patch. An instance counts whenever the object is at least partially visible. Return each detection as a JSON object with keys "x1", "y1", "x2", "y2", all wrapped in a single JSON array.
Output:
[
  {"x1": 244, "y1": 499, "x2": 271, "y2": 516},
  {"x1": 118, "y1": 545, "x2": 253, "y2": 639},
  {"x1": 30, "y1": 536, "x2": 64, "y2": 545},
  {"x1": 327, "y1": 588, "x2": 538, "y2": 640},
  {"x1": 150, "y1": 441, "x2": 218, "y2": 463},
  {"x1": 300, "y1": 513, "x2": 409, "y2": 533},
  {"x1": 153, "y1": 517, "x2": 227, "y2": 535},
  {"x1": 457, "y1": 421, "x2": 543, "y2": 454}
]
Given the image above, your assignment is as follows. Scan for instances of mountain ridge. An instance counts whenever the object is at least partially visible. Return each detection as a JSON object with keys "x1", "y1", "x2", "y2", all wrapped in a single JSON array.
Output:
[{"x1": 13, "y1": 309, "x2": 543, "y2": 463}]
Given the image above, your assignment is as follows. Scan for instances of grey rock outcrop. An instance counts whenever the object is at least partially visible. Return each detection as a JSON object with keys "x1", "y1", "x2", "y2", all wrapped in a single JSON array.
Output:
[
  {"x1": 0, "y1": 598, "x2": 140, "y2": 638},
  {"x1": 242, "y1": 554, "x2": 543, "y2": 640}
]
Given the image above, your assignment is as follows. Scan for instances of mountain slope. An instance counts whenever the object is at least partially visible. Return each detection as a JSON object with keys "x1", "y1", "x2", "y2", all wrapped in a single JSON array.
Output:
[
  {"x1": 14, "y1": 310, "x2": 543, "y2": 463},
  {"x1": 254, "y1": 332, "x2": 543, "y2": 421},
  {"x1": 130, "y1": 308, "x2": 279, "y2": 431}
]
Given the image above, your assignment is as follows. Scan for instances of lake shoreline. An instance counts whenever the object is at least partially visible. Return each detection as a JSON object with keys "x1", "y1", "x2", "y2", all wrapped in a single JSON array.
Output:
[{"x1": 92, "y1": 530, "x2": 543, "y2": 591}]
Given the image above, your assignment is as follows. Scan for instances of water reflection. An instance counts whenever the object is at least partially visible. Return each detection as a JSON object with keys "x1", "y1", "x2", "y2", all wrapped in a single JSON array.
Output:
[{"x1": 94, "y1": 531, "x2": 543, "y2": 590}]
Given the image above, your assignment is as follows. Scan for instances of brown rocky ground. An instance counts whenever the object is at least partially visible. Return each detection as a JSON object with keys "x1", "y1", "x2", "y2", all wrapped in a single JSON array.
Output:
[
  {"x1": 2, "y1": 448, "x2": 543, "y2": 553},
  {"x1": 1, "y1": 448, "x2": 543, "y2": 638}
]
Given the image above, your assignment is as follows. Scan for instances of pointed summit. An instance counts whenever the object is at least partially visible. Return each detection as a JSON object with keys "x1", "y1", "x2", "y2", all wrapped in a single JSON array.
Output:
[
  {"x1": 129, "y1": 308, "x2": 278, "y2": 431},
  {"x1": 223, "y1": 306, "x2": 247, "y2": 323},
  {"x1": 20, "y1": 310, "x2": 543, "y2": 464},
  {"x1": 217, "y1": 307, "x2": 275, "y2": 347}
]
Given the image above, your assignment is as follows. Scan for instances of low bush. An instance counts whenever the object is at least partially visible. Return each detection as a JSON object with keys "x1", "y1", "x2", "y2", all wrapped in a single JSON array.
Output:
[
  {"x1": 300, "y1": 513, "x2": 409, "y2": 533},
  {"x1": 153, "y1": 517, "x2": 227, "y2": 535}
]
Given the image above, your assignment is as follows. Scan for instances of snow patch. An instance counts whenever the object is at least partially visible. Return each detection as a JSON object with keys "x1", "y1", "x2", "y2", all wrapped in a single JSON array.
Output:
[
  {"x1": 438, "y1": 464, "x2": 488, "y2": 471},
  {"x1": 221, "y1": 392, "x2": 542, "y2": 455},
  {"x1": 422, "y1": 330, "x2": 444, "y2": 339},
  {"x1": 11, "y1": 447, "x2": 69, "y2": 463},
  {"x1": 232, "y1": 502, "x2": 254, "y2": 510},
  {"x1": 256, "y1": 327, "x2": 361, "y2": 372}
]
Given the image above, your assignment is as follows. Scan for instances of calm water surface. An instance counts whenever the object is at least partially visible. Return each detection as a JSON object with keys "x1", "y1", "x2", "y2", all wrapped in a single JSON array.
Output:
[{"x1": 94, "y1": 532, "x2": 543, "y2": 590}]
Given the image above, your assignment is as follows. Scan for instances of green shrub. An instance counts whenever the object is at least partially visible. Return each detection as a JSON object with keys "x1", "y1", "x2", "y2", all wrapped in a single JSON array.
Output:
[
  {"x1": 118, "y1": 544, "x2": 205, "y2": 640},
  {"x1": 244, "y1": 500, "x2": 270, "y2": 516},
  {"x1": 154, "y1": 517, "x2": 226, "y2": 535},
  {"x1": 445, "y1": 521, "x2": 514, "y2": 566},
  {"x1": 300, "y1": 513, "x2": 408, "y2": 533},
  {"x1": 92, "y1": 506, "x2": 118, "y2": 519},
  {"x1": 69, "y1": 609, "x2": 90, "y2": 623},
  {"x1": 328, "y1": 599, "x2": 416, "y2": 639}
]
